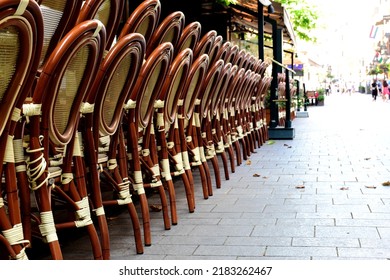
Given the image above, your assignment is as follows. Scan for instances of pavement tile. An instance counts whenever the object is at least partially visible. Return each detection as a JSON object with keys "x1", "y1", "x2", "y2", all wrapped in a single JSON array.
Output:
[
  {"x1": 276, "y1": 218, "x2": 335, "y2": 226},
  {"x1": 189, "y1": 225, "x2": 254, "y2": 237},
  {"x1": 292, "y1": 237, "x2": 360, "y2": 247},
  {"x1": 225, "y1": 236, "x2": 292, "y2": 246},
  {"x1": 315, "y1": 226, "x2": 380, "y2": 238},
  {"x1": 193, "y1": 245, "x2": 266, "y2": 257},
  {"x1": 265, "y1": 246, "x2": 337, "y2": 258},
  {"x1": 251, "y1": 225, "x2": 314, "y2": 237},
  {"x1": 337, "y1": 248, "x2": 390, "y2": 259}
]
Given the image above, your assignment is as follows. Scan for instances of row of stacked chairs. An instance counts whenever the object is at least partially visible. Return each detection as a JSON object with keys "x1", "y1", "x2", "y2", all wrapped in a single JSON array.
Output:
[{"x1": 0, "y1": 0, "x2": 273, "y2": 260}]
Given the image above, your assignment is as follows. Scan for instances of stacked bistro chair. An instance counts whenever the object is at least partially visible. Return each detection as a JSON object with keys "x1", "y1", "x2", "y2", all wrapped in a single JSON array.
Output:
[
  {"x1": 183, "y1": 30, "x2": 218, "y2": 199},
  {"x1": 169, "y1": 21, "x2": 202, "y2": 205},
  {"x1": 135, "y1": 10, "x2": 186, "y2": 227},
  {"x1": 217, "y1": 63, "x2": 239, "y2": 175},
  {"x1": 122, "y1": 42, "x2": 174, "y2": 246},
  {"x1": 176, "y1": 53, "x2": 210, "y2": 204},
  {"x1": 119, "y1": 8, "x2": 186, "y2": 245},
  {"x1": 223, "y1": 66, "x2": 246, "y2": 167},
  {"x1": 251, "y1": 61, "x2": 272, "y2": 148},
  {"x1": 207, "y1": 41, "x2": 234, "y2": 184},
  {"x1": 228, "y1": 57, "x2": 252, "y2": 166},
  {"x1": 162, "y1": 20, "x2": 203, "y2": 203},
  {"x1": 80, "y1": 33, "x2": 146, "y2": 257},
  {"x1": 193, "y1": 58, "x2": 225, "y2": 198},
  {"x1": 0, "y1": 0, "x2": 43, "y2": 260},
  {"x1": 21, "y1": 19, "x2": 107, "y2": 260},
  {"x1": 11, "y1": 0, "x2": 83, "y2": 253},
  {"x1": 154, "y1": 48, "x2": 194, "y2": 226},
  {"x1": 277, "y1": 72, "x2": 286, "y2": 126}
]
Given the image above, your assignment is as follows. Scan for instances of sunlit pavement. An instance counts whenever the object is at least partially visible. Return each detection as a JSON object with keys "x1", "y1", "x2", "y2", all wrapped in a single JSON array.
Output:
[{"x1": 60, "y1": 91, "x2": 390, "y2": 260}]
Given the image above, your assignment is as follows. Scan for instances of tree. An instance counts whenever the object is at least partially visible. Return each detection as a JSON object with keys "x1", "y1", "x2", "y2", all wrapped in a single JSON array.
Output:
[
  {"x1": 272, "y1": 0, "x2": 318, "y2": 42},
  {"x1": 215, "y1": 0, "x2": 318, "y2": 42}
]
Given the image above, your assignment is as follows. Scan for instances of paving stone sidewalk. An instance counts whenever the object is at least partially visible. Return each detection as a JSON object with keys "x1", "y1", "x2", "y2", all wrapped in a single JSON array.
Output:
[{"x1": 61, "y1": 92, "x2": 390, "y2": 260}]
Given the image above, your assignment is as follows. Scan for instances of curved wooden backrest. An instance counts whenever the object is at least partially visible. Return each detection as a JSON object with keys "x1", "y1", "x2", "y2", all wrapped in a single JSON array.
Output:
[
  {"x1": 175, "y1": 21, "x2": 201, "y2": 56},
  {"x1": 246, "y1": 72, "x2": 261, "y2": 108},
  {"x1": 247, "y1": 55, "x2": 257, "y2": 71},
  {"x1": 210, "y1": 62, "x2": 232, "y2": 115},
  {"x1": 37, "y1": 0, "x2": 83, "y2": 67},
  {"x1": 87, "y1": 33, "x2": 146, "y2": 138},
  {"x1": 159, "y1": 48, "x2": 193, "y2": 124},
  {"x1": 225, "y1": 44, "x2": 239, "y2": 64},
  {"x1": 226, "y1": 67, "x2": 246, "y2": 112},
  {"x1": 233, "y1": 49, "x2": 250, "y2": 69},
  {"x1": 199, "y1": 59, "x2": 224, "y2": 119},
  {"x1": 236, "y1": 70, "x2": 256, "y2": 111},
  {"x1": 240, "y1": 52, "x2": 253, "y2": 70},
  {"x1": 207, "y1": 35, "x2": 222, "y2": 65},
  {"x1": 252, "y1": 59, "x2": 262, "y2": 74},
  {"x1": 33, "y1": 19, "x2": 106, "y2": 146},
  {"x1": 255, "y1": 61, "x2": 270, "y2": 77},
  {"x1": 118, "y1": 0, "x2": 161, "y2": 45},
  {"x1": 128, "y1": 42, "x2": 173, "y2": 128},
  {"x1": 76, "y1": 0, "x2": 124, "y2": 49},
  {"x1": 219, "y1": 63, "x2": 238, "y2": 113},
  {"x1": 180, "y1": 53, "x2": 209, "y2": 120},
  {"x1": 193, "y1": 30, "x2": 217, "y2": 58},
  {"x1": 145, "y1": 11, "x2": 185, "y2": 58},
  {"x1": 0, "y1": 0, "x2": 43, "y2": 135}
]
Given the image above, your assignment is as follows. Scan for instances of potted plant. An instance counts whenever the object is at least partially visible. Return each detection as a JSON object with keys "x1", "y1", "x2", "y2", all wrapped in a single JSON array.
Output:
[{"x1": 316, "y1": 88, "x2": 325, "y2": 106}]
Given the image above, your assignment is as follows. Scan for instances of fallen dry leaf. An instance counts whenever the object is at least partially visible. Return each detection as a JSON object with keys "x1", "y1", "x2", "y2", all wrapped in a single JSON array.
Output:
[
  {"x1": 365, "y1": 185, "x2": 376, "y2": 189},
  {"x1": 295, "y1": 185, "x2": 305, "y2": 189},
  {"x1": 340, "y1": 187, "x2": 349, "y2": 190},
  {"x1": 253, "y1": 173, "x2": 261, "y2": 177},
  {"x1": 246, "y1": 160, "x2": 252, "y2": 165},
  {"x1": 262, "y1": 176, "x2": 268, "y2": 179},
  {"x1": 382, "y1": 181, "x2": 390, "y2": 186},
  {"x1": 150, "y1": 205, "x2": 162, "y2": 212},
  {"x1": 364, "y1": 157, "x2": 371, "y2": 160}
]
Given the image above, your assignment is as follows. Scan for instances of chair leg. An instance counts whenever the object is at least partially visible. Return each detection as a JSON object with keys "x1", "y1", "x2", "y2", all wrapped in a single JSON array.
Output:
[
  {"x1": 26, "y1": 130, "x2": 63, "y2": 259},
  {"x1": 127, "y1": 122, "x2": 152, "y2": 246}
]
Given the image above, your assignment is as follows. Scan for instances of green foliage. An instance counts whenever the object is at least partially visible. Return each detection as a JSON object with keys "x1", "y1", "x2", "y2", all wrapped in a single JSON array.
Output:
[
  {"x1": 215, "y1": 0, "x2": 237, "y2": 6},
  {"x1": 273, "y1": 0, "x2": 319, "y2": 42},
  {"x1": 316, "y1": 88, "x2": 325, "y2": 102}
]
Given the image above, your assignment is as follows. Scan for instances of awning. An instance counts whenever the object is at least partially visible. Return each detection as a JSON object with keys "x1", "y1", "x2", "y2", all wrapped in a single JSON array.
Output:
[{"x1": 229, "y1": 0, "x2": 296, "y2": 47}]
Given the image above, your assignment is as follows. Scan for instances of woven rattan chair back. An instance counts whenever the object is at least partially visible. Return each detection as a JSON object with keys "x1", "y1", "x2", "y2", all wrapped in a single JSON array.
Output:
[
  {"x1": 76, "y1": 0, "x2": 123, "y2": 49},
  {"x1": 91, "y1": 33, "x2": 146, "y2": 138},
  {"x1": 37, "y1": 0, "x2": 83, "y2": 67},
  {"x1": 129, "y1": 42, "x2": 173, "y2": 128},
  {"x1": 159, "y1": 48, "x2": 193, "y2": 125},
  {"x1": 35, "y1": 20, "x2": 106, "y2": 146}
]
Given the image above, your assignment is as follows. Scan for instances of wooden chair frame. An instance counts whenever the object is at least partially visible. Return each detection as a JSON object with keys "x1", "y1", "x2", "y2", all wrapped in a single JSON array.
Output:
[
  {"x1": 0, "y1": 0, "x2": 43, "y2": 260},
  {"x1": 23, "y1": 19, "x2": 106, "y2": 260}
]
